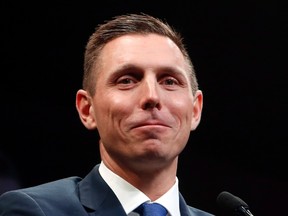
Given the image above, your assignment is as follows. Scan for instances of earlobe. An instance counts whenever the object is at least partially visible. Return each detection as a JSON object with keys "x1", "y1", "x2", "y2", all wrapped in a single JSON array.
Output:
[
  {"x1": 75, "y1": 89, "x2": 97, "y2": 130},
  {"x1": 190, "y1": 90, "x2": 203, "y2": 131}
]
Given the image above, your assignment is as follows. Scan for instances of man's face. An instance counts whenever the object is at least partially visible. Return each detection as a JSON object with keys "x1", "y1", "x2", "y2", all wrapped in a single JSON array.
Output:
[{"x1": 88, "y1": 34, "x2": 202, "y2": 168}]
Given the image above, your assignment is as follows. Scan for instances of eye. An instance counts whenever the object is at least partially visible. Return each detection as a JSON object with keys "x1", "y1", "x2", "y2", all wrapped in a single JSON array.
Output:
[
  {"x1": 163, "y1": 78, "x2": 178, "y2": 85},
  {"x1": 115, "y1": 75, "x2": 138, "y2": 89},
  {"x1": 161, "y1": 77, "x2": 179, "y2": 86},
  {"x1": 118, "y1": 77, "x2": 134, "y2": 84}
]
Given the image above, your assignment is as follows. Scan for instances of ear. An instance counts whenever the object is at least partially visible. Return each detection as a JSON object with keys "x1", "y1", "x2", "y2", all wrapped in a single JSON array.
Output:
[
  {"x1": 75, "y1": 89, "x2": 97, "y2": 130},
  {"x1": 190, "y1": 90, "x2": 203, "y2": 131}
]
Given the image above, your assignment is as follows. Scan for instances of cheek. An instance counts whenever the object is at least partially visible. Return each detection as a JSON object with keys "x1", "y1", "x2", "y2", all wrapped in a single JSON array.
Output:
[
  {"x1": 168, "y1": 96, "x2": 193, "y2": 123},
  {"x1": 170, "y1": 99, "x2": 193, "y2": 147},
  {"x1": 94, "y1": 93, "x2": 132, "y2": 125}
]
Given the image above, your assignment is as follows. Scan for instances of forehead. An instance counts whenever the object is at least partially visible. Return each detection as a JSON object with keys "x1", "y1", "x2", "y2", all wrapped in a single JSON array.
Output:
[{"x1": 98, "y1": 34, "x2": 188, "y2": 73}]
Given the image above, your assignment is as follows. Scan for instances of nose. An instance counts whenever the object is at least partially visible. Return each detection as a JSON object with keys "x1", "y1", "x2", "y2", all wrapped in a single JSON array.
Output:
[{"x1": 140, "y1": 79, "x2": 161, "y2": 110}]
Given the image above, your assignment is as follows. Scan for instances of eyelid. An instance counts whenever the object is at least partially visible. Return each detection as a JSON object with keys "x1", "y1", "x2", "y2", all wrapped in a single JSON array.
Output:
[
  {"x1": 114, "y1": 74, "x2": 141, "y2": 90},
  {"x1": 116, "y1": 75, "x2": 137, "y2": 84},
  {"x1": 159, "y1": 73, "x2": 181, "y2": 84},
  {"x1": 108, "y1": 69, "x2": 140, "y2": 85},
  {"x1": 160, "y1": 77, "x2": 176, "y2": 85}
]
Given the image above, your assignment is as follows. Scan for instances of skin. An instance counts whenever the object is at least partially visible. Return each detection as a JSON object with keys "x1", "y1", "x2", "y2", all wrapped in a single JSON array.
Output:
[{"x1": 76, "y1": 34, "x2": 203, "y2": 200}]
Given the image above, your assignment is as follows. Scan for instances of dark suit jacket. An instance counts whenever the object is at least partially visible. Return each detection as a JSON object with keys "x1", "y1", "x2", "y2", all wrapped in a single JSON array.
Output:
[{"x1": 0, "y1": 164, "x2": 214, "y2": 216}]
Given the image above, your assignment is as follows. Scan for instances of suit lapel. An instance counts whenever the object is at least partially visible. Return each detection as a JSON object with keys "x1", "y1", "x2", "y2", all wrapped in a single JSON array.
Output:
[{"x1": 78, "y1": 164, "x2": 127, "y2": 216}]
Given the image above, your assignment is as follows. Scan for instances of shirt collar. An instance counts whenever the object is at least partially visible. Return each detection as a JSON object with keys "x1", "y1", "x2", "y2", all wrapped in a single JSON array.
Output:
[{"x1": 99, "y1": 161, "x2": 180, "y2": 216}]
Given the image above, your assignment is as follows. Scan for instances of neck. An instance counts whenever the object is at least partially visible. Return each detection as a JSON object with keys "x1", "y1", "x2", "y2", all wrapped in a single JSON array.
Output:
[{"x1": 101, "y1": 153, "x2": 178, "y2": 201}]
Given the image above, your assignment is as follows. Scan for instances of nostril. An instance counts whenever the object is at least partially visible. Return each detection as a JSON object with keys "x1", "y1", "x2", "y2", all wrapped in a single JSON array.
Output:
[{"x1": 143, "y1": 99, "x2": 161, "y2": 110}]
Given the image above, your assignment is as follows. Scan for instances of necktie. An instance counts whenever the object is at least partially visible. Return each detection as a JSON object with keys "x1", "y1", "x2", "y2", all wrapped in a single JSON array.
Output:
[{"x1": 135, "y1": 202, "x2": 167, "y2": 216}]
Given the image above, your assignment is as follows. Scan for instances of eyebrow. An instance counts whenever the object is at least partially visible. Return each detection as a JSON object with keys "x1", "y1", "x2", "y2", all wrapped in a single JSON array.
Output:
[
  {"x1": 108, "y1": 64, "x2": 143, "y2": 80},
  {"x1": 112, "y1": 64, "x2": 140, "y2": 73}
]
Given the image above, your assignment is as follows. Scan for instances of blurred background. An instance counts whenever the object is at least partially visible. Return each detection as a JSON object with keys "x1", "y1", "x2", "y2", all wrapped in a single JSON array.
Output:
[{"x1": 1, "y1": 1, "x2": 286, "y2": 215}]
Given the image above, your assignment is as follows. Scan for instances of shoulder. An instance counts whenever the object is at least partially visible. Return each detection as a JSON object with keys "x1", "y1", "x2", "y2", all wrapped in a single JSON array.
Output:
[
  {"x1": 19, "y1": 176, "x2": 82, "y2": 195},
  {"x1": 0, "y1": 176, "x2": 83, "y2": 215}
]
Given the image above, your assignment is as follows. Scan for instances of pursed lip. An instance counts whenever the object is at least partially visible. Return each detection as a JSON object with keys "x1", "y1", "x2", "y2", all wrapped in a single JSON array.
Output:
[{"x1": 131, "y1": 120, "x2": 171, "y2": 129}]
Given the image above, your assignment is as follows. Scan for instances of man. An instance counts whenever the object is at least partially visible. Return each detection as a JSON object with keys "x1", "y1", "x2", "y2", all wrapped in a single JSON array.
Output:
[{"x1": 0, "y1": 13, "x2": 214, "y2": 216}]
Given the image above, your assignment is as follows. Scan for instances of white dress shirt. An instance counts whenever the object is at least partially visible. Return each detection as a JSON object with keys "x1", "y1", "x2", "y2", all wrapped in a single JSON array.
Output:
[{"x1": 99, "y1": 161, "x2": 181, "y2": 216}]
